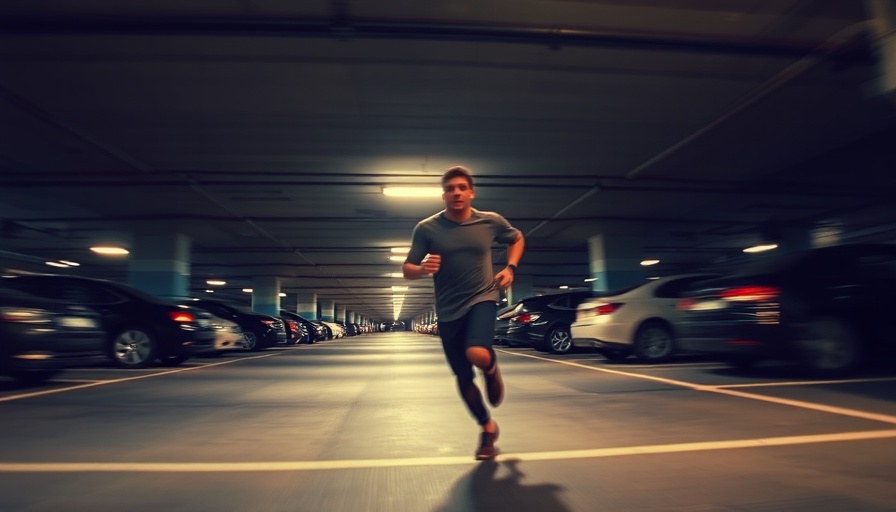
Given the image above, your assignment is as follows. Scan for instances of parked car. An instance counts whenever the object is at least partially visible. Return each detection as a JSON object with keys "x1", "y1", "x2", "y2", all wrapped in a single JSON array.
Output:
[
  {"x1": 1, "y1": 274, "x2": 217, "y2": 369},
  {"x1": 280, "y1": 315, "x2": 305, "y2": 345},
  {"x1": 570, "y1": 274, "x2": 720, "y2": 362},
  {"x1": 676, "y1": 243, "x2": 896, "y2": 376},
  {"x1": 280, "y1": 311, "x2": 320, "y2": 343},
  {"x1": 0, "y1": 287, "x2": 107, "y2": 384},
  {"x1": 190, "y1": 299, "x2": 287, "y2": 351},
  {"x1": 504, "y1": 289, "x2": 600, "y2": 354},
  {"x1": 494, "y1": 302, "x2": 520, "y2": 346},
  {"x1": 207, "y1": 315, "x2": 246, "y2": 354}
]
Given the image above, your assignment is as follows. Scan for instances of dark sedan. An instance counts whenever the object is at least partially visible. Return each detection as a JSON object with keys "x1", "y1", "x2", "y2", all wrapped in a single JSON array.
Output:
[
  {"x1": 1, "y1": 274, "x2": 216, "y2": 369},
  {"x1": 0, "y1": 288, "x2": 107, "y2": 384},
  {"x1": 504, "y1": 289, "x2": 599, "y2": 354},
  {"x1": 191, "y1": 299, "x2": 287, "y2": 351},
  {"x1": 677, "y1": 243, "x2": 896, "y2": 376},
  {"x1": 280, "y1": 311, "x2": 319, "y2": 344}
]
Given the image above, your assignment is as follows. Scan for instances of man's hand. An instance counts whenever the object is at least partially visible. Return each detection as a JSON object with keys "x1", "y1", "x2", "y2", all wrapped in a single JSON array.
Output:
[
  {"x1": 494, "y1": 267, "x2": 515, "y2": 290},
  {"x1": 421, "y1": 253, "x2": 441, "y2": 275}
]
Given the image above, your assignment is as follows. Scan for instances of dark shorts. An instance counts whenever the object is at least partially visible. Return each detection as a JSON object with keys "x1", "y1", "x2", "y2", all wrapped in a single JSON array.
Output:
[{"x1": 437, "y1": 301, "x2": 497, "y2": 383}]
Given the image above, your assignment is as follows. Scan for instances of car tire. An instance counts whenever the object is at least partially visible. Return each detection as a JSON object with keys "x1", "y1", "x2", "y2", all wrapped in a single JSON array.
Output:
[
  {"x1": 546, "y1": 325, "x2": 573, "y2": 354},
  {"x1": 794, "y1": 317, "x2": 860, "y2": 377},
  {"x1": 243, "y1": 331, "x2": 262, "y2": 351},
  {"x1": 111, "y1": 327, "x2": 158, "y2": 369},
  {"x1": 633, "y1": 321, "x2": 675, "y2": 363}
]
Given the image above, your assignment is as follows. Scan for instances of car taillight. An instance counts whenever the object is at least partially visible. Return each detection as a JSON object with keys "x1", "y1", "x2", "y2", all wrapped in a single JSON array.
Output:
[
  {"x1": 513, "y1": 313, "x2": 540, "y2": 324},
  {"x1": 261, "y1": 319, "x2": 275, "y2": 327},
  {"x1": 0, "y1": 307, "x2": 50, "y2": 324},
  {"x1": 594, "y1": 303, "x2": 622, "y2": 315},
  {"x1": 677, "y1": 298, "x2": 694, "y2": 311},
  {"x1": 169, "y1": 311, "x2": 195, "y2": 323},
  {"x1": 720, "y1": 286, "x2": 779, "y2": 301}
]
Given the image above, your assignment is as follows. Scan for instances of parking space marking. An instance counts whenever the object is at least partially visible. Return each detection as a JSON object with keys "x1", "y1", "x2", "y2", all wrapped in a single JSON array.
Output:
[
  {"x1": 500, "y1": 349, "x2": 896, "y2": 426},
  {"x1": 0, "y1": 352, "x2": 283, "y2": 403},
  {"x1": 2, "y1": 428, "x2": 894, "y2": 473},
  {"x1": 717, "y1": 376, "x2": 896, "y2": 388}
]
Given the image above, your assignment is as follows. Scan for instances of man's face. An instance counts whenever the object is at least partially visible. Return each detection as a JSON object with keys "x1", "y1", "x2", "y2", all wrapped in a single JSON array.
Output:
[{"x1": 442, "y1": 176, "x2": 474, "y2": 212}]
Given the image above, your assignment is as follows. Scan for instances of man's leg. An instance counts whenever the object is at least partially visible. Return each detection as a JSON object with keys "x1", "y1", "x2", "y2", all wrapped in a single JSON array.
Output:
[{"x1": 463, "y1": 301, "x2": 503, "y2": 408}]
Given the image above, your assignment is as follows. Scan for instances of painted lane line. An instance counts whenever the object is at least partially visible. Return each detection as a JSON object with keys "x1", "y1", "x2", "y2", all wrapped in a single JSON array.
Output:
[
  {"x1": 3, "y1": 429, "x2": 894, "y2": 473},
  {"x1": 499, "y1": 349, "x2": 896, "y2": 426},
  {"x1": 718, "y1": 376, "x2": 896, "y2": 389},
  {"x1": 0, "y1": 352, "x2": 282, "y2": 403}
]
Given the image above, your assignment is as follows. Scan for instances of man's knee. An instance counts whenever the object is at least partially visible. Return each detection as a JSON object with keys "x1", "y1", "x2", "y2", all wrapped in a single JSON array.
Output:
[{"x1": 466, "y1": 346, "x2": 494, "y2": 369}]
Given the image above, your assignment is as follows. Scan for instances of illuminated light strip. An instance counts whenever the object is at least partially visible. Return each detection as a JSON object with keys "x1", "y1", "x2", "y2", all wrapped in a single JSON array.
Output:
[
  {"x1": 499, "y1": 350, "x2": 896, "y2": 426},
  {"x1": 2, "y1": 429, "x2": 895, "y2": 473}
]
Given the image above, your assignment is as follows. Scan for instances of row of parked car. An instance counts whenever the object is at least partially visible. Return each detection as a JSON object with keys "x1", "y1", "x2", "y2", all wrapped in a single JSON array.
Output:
[
  {"x1": 494, "y1": 243, "x2": 896, "y2": 377},
  {"x1": 0, "y1": 273, "x2": 367, "y2": 384}
]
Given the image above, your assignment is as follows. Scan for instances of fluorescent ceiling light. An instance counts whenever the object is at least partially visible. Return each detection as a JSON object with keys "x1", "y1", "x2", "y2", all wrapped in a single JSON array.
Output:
[
  {"x1": 205, "y1": 289, "x2": 214, "y2": 293},
  {"x1": 389, "y1": 256, "x2": 405, "y2": 262},
  {"x1": 391, "y1": 247, "x2": 410, "y2": 254},
  {"x1": 59, "y1": 260, "x2": 79, "y2": 267},
  {"x1": 743, "y1": 244, "x2": 778, "y2": 253},
  {"x1": 382, "y1": 186, "x2": 442, "y2": 198},
  {"x1": 279, "y1": 292, "x2": 286, "y2": 297},
  {"x1": 206, "y1": 279, "x2": 226, "y2": 286},
  {"x1": 90, "y1": 246, "x2": 129, "y2": 255},
  {"x1": 584, "y1": 277, "x2": 597, "y2": 282},
  {"x1": 389, "y1": 272, "x2": 405, "y2": 278},
  {"x1": 46, "y1": 261, "x2": 69, "y2": 268},
  {"x1": 559, "y1": 285, "x2": 569, "y2": 289},
  {"x1": 392, "y1": 285, "x2": 409, "y2": 291},
  {"x1": 641, "y1": 259, "x2": 660, "y2": 266},
  {"x1": 242, "y1": 288, "x2": 253, "y2": 293}
]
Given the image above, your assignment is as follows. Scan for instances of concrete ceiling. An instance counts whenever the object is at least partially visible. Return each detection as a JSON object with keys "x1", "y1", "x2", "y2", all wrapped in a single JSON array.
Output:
[{"x1": 1, "y1": 0, "x2": 895, "y2": 322}]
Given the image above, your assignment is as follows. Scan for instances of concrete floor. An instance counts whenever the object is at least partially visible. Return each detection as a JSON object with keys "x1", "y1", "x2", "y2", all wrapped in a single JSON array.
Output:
[{"x1": 1, "y1": 331, "x2": 895, "y2": 511}]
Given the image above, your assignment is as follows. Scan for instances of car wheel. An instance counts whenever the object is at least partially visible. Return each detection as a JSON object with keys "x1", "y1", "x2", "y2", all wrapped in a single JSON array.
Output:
[
  {"x1": 159, "y1": 354, "x2": 190, "y2": 366},
  {"x1": 633, "y1": 322, "x2": 675, "y2": 363},
  {"x1": 546, "y1": 326, "x2": 573, "y2": 354},
  {"x1": 111, "y1": 328, "x2": 158, "y2": 369},
  {"x1": 794, "y1": 317, "x2": 860, "y2": 377},
  {"x1": 243, "y1": 331, "x2": 262, "y2": 351}
]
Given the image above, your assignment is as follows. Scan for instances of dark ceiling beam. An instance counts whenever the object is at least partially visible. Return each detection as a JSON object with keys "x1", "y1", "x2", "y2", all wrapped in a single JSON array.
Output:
[{"x1": 0, "y1": 15, "x2": 854, "y2": 59}]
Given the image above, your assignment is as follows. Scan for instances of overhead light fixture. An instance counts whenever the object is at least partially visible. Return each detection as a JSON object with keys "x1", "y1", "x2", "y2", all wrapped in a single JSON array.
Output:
[
  {"x1": 45, "y1": 261, "x2": 69, "y2": 268},
  {"x1": 641, "y1": 259, "x2": 660, "y2": 266},
  {"x1": 205, "y1": 289, "x2": 214, "y2": 293},
  {"x1": 206, "y1": 279, "x2": 226, "y2": 286},
  {"x1": 389, "y1": 256, "x2": 405, "y2": 262},
  {"x1": 584, "y1": 277, "x2": 597, "y2": 282},
  {"x1": 389, "y1": 272, "x2": 405, "y2": 278},
  {"x1": 559, "y1": 285, "x2": 569, "y2": 289},
  {"x1": 392, "y1": 285, "x2": 409, "y2": 291},
  {"x1": 90, "y1": 246, "x2": 130, "y2": 256},
  {"x1": 242, "y1": 288, "x2": 253, "y2": 293},
  {"x1": 59, "y1": 260, "x2": 80, "y2": 267},
  {"x1": 382, "y1": 186, "x2": 442, "y2": 198},
  {"x1": 391, "y1": 247, "x2": 410, "y2": 254},
  {"x1": 744, "y1": 244, "x2": 778, "y2": 253},
  {"x1": 279, "y1": 292, "x2": 286, "y2": 297}
]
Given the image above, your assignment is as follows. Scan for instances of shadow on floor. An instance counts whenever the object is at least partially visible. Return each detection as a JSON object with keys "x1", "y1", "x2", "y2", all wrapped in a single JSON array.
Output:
[{"x1": 434, "y1": 458, "x2": 571, "y2": 512}]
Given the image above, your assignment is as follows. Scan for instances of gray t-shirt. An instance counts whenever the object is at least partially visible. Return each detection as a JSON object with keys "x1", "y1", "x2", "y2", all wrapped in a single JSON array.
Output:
[{"x1": 406, "y1": 208, "x2": 521, "y2": 322}]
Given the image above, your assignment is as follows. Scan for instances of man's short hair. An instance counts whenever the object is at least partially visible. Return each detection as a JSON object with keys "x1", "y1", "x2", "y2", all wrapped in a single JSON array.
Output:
[{"x1": 442, "y1": 165, "x2": 474, "y2": 189}]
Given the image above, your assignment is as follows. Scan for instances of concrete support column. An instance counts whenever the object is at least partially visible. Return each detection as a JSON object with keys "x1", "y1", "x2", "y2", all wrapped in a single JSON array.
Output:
[
  {"x1": 297, "y1": 293, "x2": 317, "y2": 320},
  {"x1": 868, "y1": 0, "x2": 896, "y2": 104},
  {"x1": 588, "y1": 232, "x2": 644, "y2": 293},
  {"x1": 508, "y1": 274, "x2": 534, "y2": 305},
  {"x1": 337, "y1": 305, "x2": 346, "y2": 324},
  {"x1": 128, "y1": 232, "x2": 191, "y2": 300},
  {"x1": 320, "y1": 299, "x2": 335, "y2": 322},
  {"x1": 251, "y1": 276, "x2": 280, "y2": 317}
]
